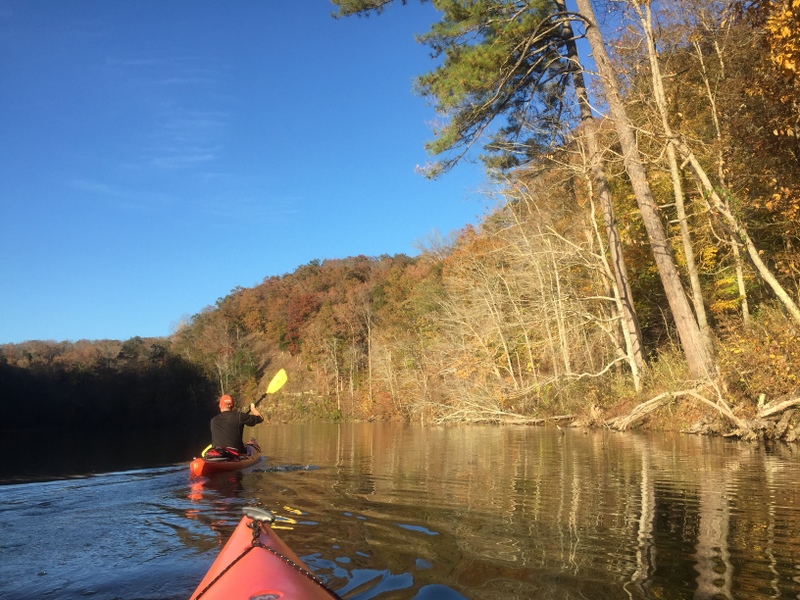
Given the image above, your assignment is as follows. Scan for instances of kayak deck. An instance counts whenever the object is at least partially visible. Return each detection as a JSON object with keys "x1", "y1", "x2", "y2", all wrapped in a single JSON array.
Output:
[{"x1": 190, "y1": 507, "x2": 341, "y2": 600}]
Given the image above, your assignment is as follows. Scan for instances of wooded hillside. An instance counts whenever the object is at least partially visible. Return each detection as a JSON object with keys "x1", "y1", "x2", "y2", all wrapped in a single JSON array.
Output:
[{"x1": 2, "y1": 0, "x2": 799, "y2": 439}]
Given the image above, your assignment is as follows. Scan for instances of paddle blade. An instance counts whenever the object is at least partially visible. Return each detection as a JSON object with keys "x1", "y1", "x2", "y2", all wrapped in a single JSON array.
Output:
[{"x1": 266, "y1": 368, "x2": 287, "y2": 395}]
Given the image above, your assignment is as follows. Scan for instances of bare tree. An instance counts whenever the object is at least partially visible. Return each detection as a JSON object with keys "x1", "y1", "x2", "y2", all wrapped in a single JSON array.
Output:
[
  {"x1": 573, "y1": 0, "x2": 717, "y2": 379},
  {"x1": 555, "y1": 0, "x2": 646, "y2": 377}
]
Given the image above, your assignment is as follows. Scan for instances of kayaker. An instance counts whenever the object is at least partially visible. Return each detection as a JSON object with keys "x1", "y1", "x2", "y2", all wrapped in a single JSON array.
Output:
[{"x1": 210, "y1": 395, "x2": 264, "y2": 455}]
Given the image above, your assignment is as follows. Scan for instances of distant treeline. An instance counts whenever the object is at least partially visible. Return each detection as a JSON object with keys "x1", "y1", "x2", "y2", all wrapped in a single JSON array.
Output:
[{"x1": 0, "y1": 338, "x2": 215, "y2": 432}]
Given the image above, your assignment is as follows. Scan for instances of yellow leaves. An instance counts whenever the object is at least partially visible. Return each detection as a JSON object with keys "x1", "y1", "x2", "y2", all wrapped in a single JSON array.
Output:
[
  {"x1": 698, "y1": 245, "x2": 719, "y2": 272},
  {"x1": 710, "y1": 269, "x2": 751, "y2": 316},
  {"x1": 452, "y1": 355, "x2": 481, "y2": 381},
  {"x1": 709, "y1": 298, "x2": 742, "y2": 314},
  {"x1": 763, "y1": 0, "x2": 800, "y2": 77},
  {"x1": 717, "y1": 308, "x2": 800, "y2": 404}
]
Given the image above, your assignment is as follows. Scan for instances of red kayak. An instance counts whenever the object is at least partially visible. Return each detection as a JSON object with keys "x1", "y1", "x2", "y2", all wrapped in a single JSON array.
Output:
[
  {"x1": 189, "y1": 443, "x2": 261, "y2": 478},
  {"x1": 190, "y1": 507, "x2": 341, "y2": 600}
]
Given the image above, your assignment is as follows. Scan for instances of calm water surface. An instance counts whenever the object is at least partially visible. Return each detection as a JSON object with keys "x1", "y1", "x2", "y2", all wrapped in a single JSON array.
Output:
[{"x1": 1, "y1": 423, "x2": 799, "y2": 599}]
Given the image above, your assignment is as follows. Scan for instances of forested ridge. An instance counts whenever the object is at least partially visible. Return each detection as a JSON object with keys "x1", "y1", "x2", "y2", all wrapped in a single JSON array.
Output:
[{"x1": 3, "y1": 0, "x2": 800, "y2": 439}]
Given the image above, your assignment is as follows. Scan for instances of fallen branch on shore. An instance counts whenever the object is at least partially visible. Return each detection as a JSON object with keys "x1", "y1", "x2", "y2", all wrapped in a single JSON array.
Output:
[
  {"x1": 757, "y1": 394, "x2": 800, "y2": 419},
  {"x1": 605, "y1": 384, "x2": 800, "y2": 441},
  {"x1": 605, "y1": 383, "x2": 752, "y2": 435},
  {"x1": 431, "y1": 408, "x2": 574, "y2": 425},
  {"x1": 605, "y1": 390, "x2": 677, "y2": 431},
  {"x1": 416, "y1": 385, "x2": 799, "y2": 441}
]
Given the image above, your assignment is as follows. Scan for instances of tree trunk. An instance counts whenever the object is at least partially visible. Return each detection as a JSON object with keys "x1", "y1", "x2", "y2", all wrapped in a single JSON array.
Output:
[
  {"x1": 633, "y1": 3, "x2": 712, "y2": 349},
  {"x1": 587, "y1": 193, "x2": 642, "y2": 390},
  {"x1": 679, "y1": 142, "x2": 800, "y2": 324},
  {"x1": 556, "y1": 0, "x2": 645, "y2": 378},
  {"x1": 637, "y1": 3, "x2": 800, "y2": 325},
  {"x1": 574, "y1": 0, "x2": 717, "y2": 378},
  {"x1": 692, "y1": 35, "x2": 750, "y2": 323}
]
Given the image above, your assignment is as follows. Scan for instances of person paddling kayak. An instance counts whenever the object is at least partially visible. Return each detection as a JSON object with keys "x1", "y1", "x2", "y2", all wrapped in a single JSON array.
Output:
[
  {"x1": 190, "y1": 372, "x2": 286, "y2": 477},
  {"x1": 210, "y1": 395, "x2": 265, "y2": 455}
]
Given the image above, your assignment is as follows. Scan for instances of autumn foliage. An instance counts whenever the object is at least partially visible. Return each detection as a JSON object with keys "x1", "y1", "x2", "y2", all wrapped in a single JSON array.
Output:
[{"x1": 3, "y1": 0, "x2": 800, "y2": 435}]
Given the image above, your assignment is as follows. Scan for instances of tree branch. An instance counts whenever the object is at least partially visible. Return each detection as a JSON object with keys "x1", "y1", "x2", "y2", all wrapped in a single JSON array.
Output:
[{"x1": 758, "y1": 395, "x2": 800, "y2": 419}]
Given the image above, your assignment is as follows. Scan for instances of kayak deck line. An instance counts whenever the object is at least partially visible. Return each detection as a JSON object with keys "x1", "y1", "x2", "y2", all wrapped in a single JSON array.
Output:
[
  {"x1": 191, "y1": 507, "x2": 343, "y2": 600},
  {"x1": 189, "y1": 451, "x2": 260, "y2": 477},
  {"x1": 189, "y1": 441, "x2": 262, "y2": 478}
]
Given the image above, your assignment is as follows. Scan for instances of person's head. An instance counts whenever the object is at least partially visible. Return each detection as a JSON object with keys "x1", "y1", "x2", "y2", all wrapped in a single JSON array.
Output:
[{"x1": 219, "y1": 394, "x2": 234, "y2": 411}]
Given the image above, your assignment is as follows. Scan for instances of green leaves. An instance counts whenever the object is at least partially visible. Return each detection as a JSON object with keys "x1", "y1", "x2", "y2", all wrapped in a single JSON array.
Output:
[
  {"x1": 333, "y1": 0, "x2": 574, "y2": 175},
  {"x1": 330, "y1": 0, "x2": 403, "y2": 18},
  {"x1": 415, "y1": 1, "x2": 573, "y2": 174}
]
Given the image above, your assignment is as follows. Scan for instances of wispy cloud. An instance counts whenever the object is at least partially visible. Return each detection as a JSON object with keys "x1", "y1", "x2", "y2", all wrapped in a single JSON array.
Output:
[
  {"x1": 105, "y1": 56, "x2": 168, "y2": 68},
  {"x1": 67, "y1": 178, "x2": 172, "y2": 214},
  {"x1": 201, "y1": 193, "x2": 303, "y2": 224},
  {"x1": 143, "y1": 107, "x2": 228, "y2": 169},
  {"x1": 69, "y1": 179, "x2": 125, "y2": 197},
  {"x1": 106, "y1": 55, "x2": 231, "y2": 172},
  {"x1": 148, "y1": 144, "x2": 222, "y2": 170}
]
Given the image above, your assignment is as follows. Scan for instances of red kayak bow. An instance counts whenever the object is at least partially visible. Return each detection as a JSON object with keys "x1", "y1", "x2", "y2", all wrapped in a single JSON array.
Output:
[{"x1": 190, "y1": 507, "x2": 341, "y2": 600}]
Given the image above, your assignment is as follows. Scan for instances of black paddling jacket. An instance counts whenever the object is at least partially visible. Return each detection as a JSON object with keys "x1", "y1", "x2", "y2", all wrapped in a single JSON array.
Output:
[{"x1": 210, "y1": 411, "x2": 263, "y2": 452}]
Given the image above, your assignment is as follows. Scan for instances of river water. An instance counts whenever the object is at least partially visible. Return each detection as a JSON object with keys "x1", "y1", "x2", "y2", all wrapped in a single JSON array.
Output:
[{"x1": 1, "y1": 423, "x2": 799, "y2": 599}]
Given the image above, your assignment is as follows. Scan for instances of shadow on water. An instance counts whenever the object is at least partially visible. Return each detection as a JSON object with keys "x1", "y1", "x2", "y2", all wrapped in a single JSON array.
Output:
[{"x1": 0, "y1": 425, "x2": 209, "y2": 484}]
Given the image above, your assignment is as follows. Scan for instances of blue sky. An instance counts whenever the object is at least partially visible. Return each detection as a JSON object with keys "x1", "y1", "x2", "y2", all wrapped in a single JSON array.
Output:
[{"x1": 0, "y1": 1, "x2": 490, "y2": 344}]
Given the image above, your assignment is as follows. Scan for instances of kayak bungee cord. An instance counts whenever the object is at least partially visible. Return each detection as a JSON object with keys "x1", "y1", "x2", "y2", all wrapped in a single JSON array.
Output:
[{"x1": 193, "y1": 507, "x2": 343, "y2": 600}]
